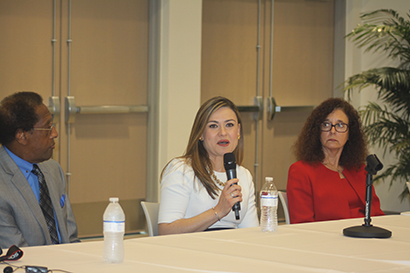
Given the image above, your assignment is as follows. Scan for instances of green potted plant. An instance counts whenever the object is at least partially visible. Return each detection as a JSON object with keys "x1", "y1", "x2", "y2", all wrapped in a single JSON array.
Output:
[{"x1": 344, "y1": 9, "x2": 410, "y2": 199}]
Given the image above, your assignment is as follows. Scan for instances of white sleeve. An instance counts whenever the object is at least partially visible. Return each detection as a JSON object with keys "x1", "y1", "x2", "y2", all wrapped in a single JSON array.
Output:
[
  {"x1": 158, "y1": 160, "x2": 193, "y2": 224},
  {"x1": 238, "y1": 169, "x2": 259, "y2": 228}
]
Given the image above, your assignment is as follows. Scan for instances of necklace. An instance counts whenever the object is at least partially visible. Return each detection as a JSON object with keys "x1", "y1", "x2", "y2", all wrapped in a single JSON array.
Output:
[
  {"x1": 211, "y1": 172, "x2": 226, "y2": 187},
  {"x1": 323, "y1": 162, "x2": 345, "y2": 177}
]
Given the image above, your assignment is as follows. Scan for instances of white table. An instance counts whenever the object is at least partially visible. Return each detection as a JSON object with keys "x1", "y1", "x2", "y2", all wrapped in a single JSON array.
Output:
[{"x1": 1, "y1": 215, "x2": 409, "y2": 273}]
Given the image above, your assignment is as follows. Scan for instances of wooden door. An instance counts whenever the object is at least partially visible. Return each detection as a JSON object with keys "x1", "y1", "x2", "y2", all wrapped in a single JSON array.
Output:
[
  {"x1": 0, "y1": 0, "x2": 149, "y2": 237},
  {"x1": 201, "y1": 0, "x2": 335, "y2": 220}
]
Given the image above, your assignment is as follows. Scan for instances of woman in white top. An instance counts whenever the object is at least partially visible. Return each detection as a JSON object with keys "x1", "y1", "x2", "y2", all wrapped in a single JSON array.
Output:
[{"x1": 158, "y1": 96, "x2": 259, "y2": 235}]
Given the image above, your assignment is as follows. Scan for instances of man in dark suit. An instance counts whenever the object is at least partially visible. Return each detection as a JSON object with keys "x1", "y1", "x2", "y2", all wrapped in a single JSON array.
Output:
[{"x1": 0, "y1": 92, "x2": 79, "y2": 248}]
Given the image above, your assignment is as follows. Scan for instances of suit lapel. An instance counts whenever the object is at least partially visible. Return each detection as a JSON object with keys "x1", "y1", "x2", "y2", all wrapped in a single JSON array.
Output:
[{"x1": 0, "y1": 146, "x2": 51, "y2": 243}]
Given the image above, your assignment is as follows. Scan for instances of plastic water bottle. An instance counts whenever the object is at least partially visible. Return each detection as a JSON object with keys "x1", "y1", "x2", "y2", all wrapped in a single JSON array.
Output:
[
  {"x1": 103, "y1": 197, "x2": 125, "y2": 263},
  {"x1": 260, "y1": 177, "x2": 278, "y2": 232}
]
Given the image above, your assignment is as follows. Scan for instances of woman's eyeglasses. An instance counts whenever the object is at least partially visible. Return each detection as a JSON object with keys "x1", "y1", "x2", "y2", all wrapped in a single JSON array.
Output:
[{"x1": 320, "y1": 122, "x2": 348, "y2": 133}]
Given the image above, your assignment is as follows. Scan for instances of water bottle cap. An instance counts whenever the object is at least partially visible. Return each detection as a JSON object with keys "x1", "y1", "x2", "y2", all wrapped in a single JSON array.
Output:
[
  {"x1": 109, "y1": 197, "x2": 119, "y2": 202},
  {"x1": 265, "y1": 177, "x2": 273, "y2": 182}
]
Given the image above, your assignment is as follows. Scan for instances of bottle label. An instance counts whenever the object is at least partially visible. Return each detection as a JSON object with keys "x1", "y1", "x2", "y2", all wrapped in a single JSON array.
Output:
[
  {"x1": 261, "y1": 195, "x2": 278, "y2": 207},
  {"x1": 104, "y1": 221, "x2": 125, "y2": 232}
]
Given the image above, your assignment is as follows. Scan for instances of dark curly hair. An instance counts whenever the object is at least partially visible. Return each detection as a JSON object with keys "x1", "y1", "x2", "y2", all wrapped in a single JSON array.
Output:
[
  {"x1": 293, "y1": 97, "x2": 368, "y2": 170},
  {"x1": 0, "y1": 92, "x2": 43, "y2": 145}
]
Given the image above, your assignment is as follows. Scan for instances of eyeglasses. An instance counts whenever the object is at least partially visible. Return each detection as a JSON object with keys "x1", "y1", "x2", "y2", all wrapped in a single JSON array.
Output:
[
  {"x1": 33, "y1": 125, "x2": 54, "y2": 133},
  {"x1": 320, "y1": 122, "x2": 348, "y2": 133}
]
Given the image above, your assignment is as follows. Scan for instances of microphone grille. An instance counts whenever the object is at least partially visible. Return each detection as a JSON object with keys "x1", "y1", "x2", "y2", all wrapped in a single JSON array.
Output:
[{"x1": 223, "y1": 153, "x2": 236, "y2": 166}]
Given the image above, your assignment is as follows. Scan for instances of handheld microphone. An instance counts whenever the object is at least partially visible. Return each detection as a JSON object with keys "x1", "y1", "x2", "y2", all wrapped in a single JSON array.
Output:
[
  {"x1": 224, "y1": 153, "x2": 240, "y2": 220},
  {"x1": 0, "y1": 245, "x2": 23, "y2": 262}
]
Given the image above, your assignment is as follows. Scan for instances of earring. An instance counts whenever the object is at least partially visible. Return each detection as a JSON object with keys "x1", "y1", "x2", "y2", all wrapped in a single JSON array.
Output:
[
  {"x1": 238, "y1": 135, "x2": 241, "y2": 140},
  {"x1": 199, "y1": 137, "x2": 204, "y2": 141}
]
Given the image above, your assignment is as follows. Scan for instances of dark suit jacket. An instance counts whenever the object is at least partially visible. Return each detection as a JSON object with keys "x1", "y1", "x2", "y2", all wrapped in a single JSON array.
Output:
[
  {"x1": 0, "y1": 146, "x2": 79, "y2": 248},
  {"x1": 287, "y1": 161, "x2": 384, "y2": 224}
]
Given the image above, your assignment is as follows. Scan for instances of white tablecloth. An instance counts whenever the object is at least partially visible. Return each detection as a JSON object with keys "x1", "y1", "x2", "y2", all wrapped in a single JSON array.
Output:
[{"x1": 1, "y1": 215, "x2": 409, "y2": 272}]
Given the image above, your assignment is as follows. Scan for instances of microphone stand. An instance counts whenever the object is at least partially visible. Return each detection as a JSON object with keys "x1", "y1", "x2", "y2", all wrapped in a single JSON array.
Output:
[{"x1": 343, "y1": 154, "x2": 391, "y2": 238}]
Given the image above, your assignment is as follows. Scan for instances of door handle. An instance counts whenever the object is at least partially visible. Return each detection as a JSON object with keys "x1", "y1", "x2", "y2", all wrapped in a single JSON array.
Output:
[
  {"x1": 64, "y1": 96, "x2": 149, "y2": 124},
  {"x1": 267, "y1": 97, "x2": 315, "y2": 121},
  {"x1": 237, "y1": 96, "x2": 263, "y2": 121}
]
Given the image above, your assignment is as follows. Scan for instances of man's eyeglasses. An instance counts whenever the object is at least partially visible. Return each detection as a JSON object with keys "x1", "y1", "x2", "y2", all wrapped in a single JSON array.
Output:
[
  {"x1": 320, "y1": 122, "x2": 348, "y2": 133},
  {"x1": 33, "y1": 125, "x2": 54, "y2": 133}
]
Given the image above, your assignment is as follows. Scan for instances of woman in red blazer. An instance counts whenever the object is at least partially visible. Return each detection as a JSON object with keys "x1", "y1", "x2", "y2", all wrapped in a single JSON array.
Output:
[{"x1": 287, "y1": 98, "x2": 384, "y2": 224}]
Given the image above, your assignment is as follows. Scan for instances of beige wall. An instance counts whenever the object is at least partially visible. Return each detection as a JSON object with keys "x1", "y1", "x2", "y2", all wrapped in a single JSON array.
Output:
[{"x1": 156, "y1": 0, "x2": 202, "y2": 179}]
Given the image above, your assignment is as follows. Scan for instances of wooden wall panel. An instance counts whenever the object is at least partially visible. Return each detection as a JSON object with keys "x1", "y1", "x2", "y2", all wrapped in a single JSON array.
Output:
[
  {"x1": 202, "y1": 0, "x2": 335, "y2": 221},
  {"x1": 0, "y1": 0, "x2": 150, "y2": 237}
]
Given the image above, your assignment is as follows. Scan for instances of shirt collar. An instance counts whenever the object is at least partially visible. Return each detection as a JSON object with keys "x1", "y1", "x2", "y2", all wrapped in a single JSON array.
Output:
[{"x1": 4, "y1": 146, "x2": 35, "y2": 180}]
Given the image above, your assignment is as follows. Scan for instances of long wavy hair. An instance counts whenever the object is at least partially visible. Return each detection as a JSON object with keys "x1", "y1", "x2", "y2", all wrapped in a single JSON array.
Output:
[
  {"x1": 293, "y1": 97, "x2": 368, "y2": 169},
  {"x1": 162, "y1": 96, "x2": 244, "y2": 199}
]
